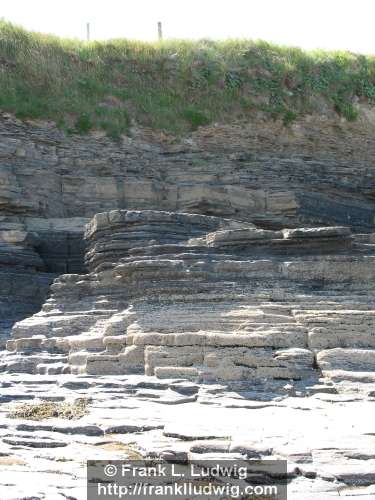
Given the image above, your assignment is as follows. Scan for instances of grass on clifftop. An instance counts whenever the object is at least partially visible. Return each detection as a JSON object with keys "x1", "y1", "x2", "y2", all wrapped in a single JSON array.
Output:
[{"x1": 1, "y1": 20, "x2": 375, "y2": 138}]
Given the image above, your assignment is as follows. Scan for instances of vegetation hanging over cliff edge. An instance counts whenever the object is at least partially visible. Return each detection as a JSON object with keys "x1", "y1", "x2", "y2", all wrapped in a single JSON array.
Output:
[{"x1": 1, "y1": 20, "x2": 375, "y2": 138}]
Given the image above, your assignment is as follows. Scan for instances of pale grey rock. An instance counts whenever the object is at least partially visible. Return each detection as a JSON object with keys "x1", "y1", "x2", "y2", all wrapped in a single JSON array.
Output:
[
  {"x1": 206, "y1": 228, "x2": 282, "y2": 247},
  {"x1": 3, "y1": 436, "x2": 68, "y2": 448},
  {"x1": 282, "y1": 226, "x2": 351, "y2": 239},
  {"x1": 0, "y1": 373, "x2": 373, "y2": 498},
  {"x1": 3, "y1": 209, "x2": 374, "y2": 389},
  {"x1": 317, "y1": 348, "x2": 375, "y2": 372}
]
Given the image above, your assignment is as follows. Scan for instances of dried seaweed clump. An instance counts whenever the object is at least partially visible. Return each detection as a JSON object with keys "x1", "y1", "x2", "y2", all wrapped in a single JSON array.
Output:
[{"x1": 8, "y1": 398, "x2": 90, "y2": 420}]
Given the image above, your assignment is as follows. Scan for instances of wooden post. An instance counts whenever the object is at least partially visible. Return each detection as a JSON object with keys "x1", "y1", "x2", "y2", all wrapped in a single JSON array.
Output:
[
  {"x1": 157, "y1": 22, "x2": 163, "y2": 41},
  {"x1": 86, "y1": 22, "x2": 90, "y2": 42}
]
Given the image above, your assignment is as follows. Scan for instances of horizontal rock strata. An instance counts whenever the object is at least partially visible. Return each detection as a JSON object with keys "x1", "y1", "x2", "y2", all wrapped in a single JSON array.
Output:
[
  {"x1": 2, "y1": 114, "x2": 375, "y2": 347},
  {"x1": 2, "y1": 209, "x2": 374, "y2": 389},
  {"x1": 0, "y1": 229, "x2": 53, "y2": 350}
]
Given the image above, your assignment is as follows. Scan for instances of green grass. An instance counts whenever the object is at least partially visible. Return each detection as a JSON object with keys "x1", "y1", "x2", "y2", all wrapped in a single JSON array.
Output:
[{"x1": 1, "y1": 19, "x2": 375, "y2": 138}]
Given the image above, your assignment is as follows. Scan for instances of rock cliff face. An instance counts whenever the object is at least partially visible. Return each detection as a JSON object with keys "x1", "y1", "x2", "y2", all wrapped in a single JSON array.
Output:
[
  {"x1": 2, "y1": 114, "x2": 375, "y2": 499},
  {"x1": 3, "y1": 209, "x2": 374, "y2": 391},
  {"x1": 1, "y1": 111, "x2": 375, "y2": 345},
  {"x1": 2, "y1": 112, "x2": 375, "y2": 232},
  {"x1": 0, "y1": 229, "x2": 53, "y2": 349}
]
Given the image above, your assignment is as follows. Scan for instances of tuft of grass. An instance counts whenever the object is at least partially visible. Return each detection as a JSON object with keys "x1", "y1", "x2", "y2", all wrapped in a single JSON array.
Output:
[
  {"x1": 75, "y1": 113, "x2": 94, "y2": 133},
  {"x1": 283, "y1": 109, "x2": 298, "y2": 126},
  {"x1": 8, "y1": 398, "x2": 90, "y2": 420},
  {"x1": 180, "y1": 106, "x2": 210, "y2": 129},
  {"x1": 0, "y1": 19, "x2": 375, "y2": 137},
  {"x1": 333, "y1": 98, "x2": 359, "y2": 121}
]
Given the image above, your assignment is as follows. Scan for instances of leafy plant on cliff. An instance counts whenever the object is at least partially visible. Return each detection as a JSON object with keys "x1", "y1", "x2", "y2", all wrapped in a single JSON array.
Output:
[{"x1": 0, "y1": 19, "x2": 375, "y2": 138}]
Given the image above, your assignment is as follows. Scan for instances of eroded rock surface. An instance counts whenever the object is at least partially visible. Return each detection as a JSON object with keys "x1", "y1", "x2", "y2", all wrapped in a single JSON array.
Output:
[
  {"x1": 0, "y1": 229, "x2": 53, "y2": 349},
  {"x1": 2, "y1": 114, "x2": 375, "y2": 499},
  {"x1": 2, "y1": 209, "x2": 374, "y2": 395},
  {"x1": 2, "y1": 113, "x2": 375, "y2": 343},
  {"x1": 0, "y1": 373, "x2": 375, "y2": 499}
]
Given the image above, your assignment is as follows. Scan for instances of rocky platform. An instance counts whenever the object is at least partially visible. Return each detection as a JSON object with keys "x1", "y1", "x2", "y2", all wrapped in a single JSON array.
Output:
[{"x1": 0, "y1": 373, "x2": 375, "y2": 499}]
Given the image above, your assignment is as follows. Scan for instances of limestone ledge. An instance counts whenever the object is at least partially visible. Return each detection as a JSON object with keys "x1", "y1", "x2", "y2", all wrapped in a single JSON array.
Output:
[
  {"x1": 1, "y1": 209, "x2": 374, "y2": 390},
  {"x1": 2, "y1": 113, "x2": 375, "y2": 346}
]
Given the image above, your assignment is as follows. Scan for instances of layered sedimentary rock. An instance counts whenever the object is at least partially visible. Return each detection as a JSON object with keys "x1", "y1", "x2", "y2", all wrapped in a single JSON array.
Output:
[
  {"x1": 3, "y1": 209, "x2": 374, "y2": 389},
  {"x1": 2, "y1": 112, "x2": 375, "y2": 343},
  {"x1": 0, "y1": 229, "x2": 53, "y2": 348},
  {"x1": 2, "y1": 113, "x2": 375, "y2": 230}
]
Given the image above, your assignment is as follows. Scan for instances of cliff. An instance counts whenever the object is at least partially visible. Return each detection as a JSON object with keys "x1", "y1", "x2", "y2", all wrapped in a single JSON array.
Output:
[
  {"x1": 4, "y1": 210, "x2": 375, "y2": 393},
  {"x1": 1, "y1": 26, "x2": 375, "y2": 498},
  {"x1": 1, "y1": 109, "x2": 375, "y2": 344}
]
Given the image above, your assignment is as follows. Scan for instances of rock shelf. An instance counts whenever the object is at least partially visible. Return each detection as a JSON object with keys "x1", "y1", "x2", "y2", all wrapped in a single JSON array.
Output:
[{"x1": 2, "y1": 209, "x2": 374, "y2": 394}]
